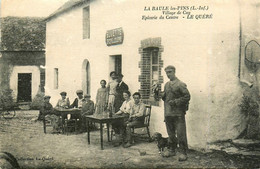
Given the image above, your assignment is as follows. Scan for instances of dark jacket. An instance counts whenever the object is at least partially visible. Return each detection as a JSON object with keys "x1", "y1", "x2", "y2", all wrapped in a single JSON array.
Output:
[
  {"x1": 82, "y1": 100, "x2": 95, "y2": 116},
  {"x1": 38, "y1": 102, "x2": 54, "y2": 120},
  {"x1": 70, "y1": 98, "x2": 85, "y2": 108},
  {"x1": 115, "y1": 81, "x2": 129, "y2": 112},
  {"x1": 162, "y1": 78, "x2": 190, "y2": 117}
]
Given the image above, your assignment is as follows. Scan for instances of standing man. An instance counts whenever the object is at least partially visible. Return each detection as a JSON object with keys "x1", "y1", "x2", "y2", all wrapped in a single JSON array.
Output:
[
  {"x1": 155, "y1": 65, "x2": 190, "y2": 161},
  {"x1": 114, "y1": 73, "x2": 129, "y2": 112}
]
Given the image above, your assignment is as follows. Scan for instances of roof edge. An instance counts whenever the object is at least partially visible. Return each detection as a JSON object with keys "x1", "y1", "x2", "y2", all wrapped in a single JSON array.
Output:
[{"x1": 44, "y1": 0, "x2": 88, "y2": 22}]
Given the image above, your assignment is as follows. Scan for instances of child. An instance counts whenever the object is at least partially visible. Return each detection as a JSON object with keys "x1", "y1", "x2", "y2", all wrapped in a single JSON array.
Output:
[{"x1": 95, "y1": 80, "x2": 108, "y2": 115}]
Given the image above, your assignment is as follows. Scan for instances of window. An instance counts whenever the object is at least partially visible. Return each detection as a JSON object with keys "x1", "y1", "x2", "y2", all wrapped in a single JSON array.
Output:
[
  {"x1": 83, "y1": 6, "x2": 90, "y2": 39},
  {"x1": 109, "y1": 55, "x2": 122, "y2": 75},
  {"x1": 54, "y1": 68, "x2": 58, "y2": 89},
  {"x1": 40, "y1": 72, "x2": 45, "y2": 92},
  {"x1": 151, "y1": 48, "x2": 159, "y2": 88},
  {"x1": 138, "y1": 38, "x2": 164, "y2": 106},
  {"x1": 114, "y1": 55, "x2": 122, "y2": 75}
]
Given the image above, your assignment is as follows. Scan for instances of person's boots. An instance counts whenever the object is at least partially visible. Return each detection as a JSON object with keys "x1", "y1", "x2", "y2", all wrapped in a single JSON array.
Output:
[
  {"x1": 123, "y1": 142, "x2": 132, "y2": 148},
  {"x1": 113, "y1": 134, "x2": 122, "y2": 147},
  {"x1": 123, "y1": 135, "x2": 132, "y2": 148},
  {"x1": 162, "y1": 148, "x2": 176, "y2": 157}
]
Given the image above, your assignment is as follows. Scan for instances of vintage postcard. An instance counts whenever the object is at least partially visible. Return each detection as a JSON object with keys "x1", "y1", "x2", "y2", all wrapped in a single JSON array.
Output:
[{"x1": 0, "y1": 0, "x2": 260, "y2": 168}]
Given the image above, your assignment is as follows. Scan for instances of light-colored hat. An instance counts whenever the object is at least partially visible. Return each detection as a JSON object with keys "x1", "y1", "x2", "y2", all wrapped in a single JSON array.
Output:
[{"x1": 76, "y1": 90, "x2": 83, "y2": 94}]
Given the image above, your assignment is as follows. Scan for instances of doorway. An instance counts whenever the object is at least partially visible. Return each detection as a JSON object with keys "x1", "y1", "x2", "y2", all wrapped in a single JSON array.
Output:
[
  {"x1": 109, "y1": 55, "x2": 122, "y2": 75},
  {"x1": 82, "y1": 59, "x2": 90, "y2": 95},
  {"x1": 17, "y1": 73, "x2": 32, "y2": 102}
]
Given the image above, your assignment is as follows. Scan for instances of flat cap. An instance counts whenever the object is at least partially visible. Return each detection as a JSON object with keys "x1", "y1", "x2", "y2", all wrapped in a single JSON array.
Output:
[
  {"x1": 164, "y1": 65, "x2": 176, "y2": 71},
  {"x1": 76, "y1": 90, "x2": 83, "y2": 94},
  {"x1": 60, "y1": 91, "x2": 67, "y2": 96}
]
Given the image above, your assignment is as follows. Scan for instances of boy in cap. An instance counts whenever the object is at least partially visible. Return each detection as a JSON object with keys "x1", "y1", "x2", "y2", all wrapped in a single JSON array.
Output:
[
  {"x1": 154, "y1": 65, "x2": 190, "y2": 161},
  {"x1": 55, "y1": 91, "x2": 70, "y2": 108}
]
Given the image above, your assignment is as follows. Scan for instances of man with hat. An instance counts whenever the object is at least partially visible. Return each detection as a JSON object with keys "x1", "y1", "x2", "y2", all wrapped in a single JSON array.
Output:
[
  {"x1": 154, "y1": 65, "x2": 190, "y2": 161},
  {"x1": 37, "y1": 95, "x2": 52, "y2": 121},
  {"x1": 55, "y1": 91, "x2": 70, "y2": 108},
  {"x1": 81, "y1": 94, "x2": 95, "y2": 132},
  {"x1": 68, "y1": 90, "x2": 85, "y2": 132},
  {"x1": 114, "y1": 73, "x2": 129, "y2": 112},
  {"x1": 70, "y1": 90, "x2": 84, "y2": 108},
  {"x1": 38, "y1": 95, "x2": 61, "y2": 133}
]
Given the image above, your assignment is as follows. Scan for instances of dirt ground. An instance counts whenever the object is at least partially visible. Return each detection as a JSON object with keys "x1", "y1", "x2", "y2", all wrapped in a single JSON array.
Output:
[{"x1": 0, "y1": 110, "x2": 260, "y2": 169}]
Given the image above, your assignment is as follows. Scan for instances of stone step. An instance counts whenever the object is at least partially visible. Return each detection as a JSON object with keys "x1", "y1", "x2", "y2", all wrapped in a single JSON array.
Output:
[
  {"x1": 17, "y1": 102, "x2": 31, "y2": 110},
  {"x1": 232, "y1": 139, "x2": 260, "y2": 148}
]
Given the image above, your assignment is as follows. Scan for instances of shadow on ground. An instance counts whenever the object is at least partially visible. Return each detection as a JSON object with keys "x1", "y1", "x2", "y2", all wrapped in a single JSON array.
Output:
[{"x1": 0, "y1": 110, "x2": 259, "y2": 168}]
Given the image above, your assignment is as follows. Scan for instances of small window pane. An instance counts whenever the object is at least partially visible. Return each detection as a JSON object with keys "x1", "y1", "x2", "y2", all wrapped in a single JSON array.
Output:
[
  {"x1": 152, "y1": 66, "x2": 159, "y2": 80},
  {"x1": 83, "y1": 6, "x2": 90, "y2": 39},
  {"x1": 152, "y1": 51, "x2": 158, "y2": 64},
  {"x1": 54, "y1": 68, "x2": 58, "y2": 89}
]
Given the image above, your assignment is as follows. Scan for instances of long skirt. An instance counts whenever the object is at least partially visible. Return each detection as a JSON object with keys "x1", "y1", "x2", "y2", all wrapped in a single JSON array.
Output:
[{"x1": 108, "y1": 95, "x2": 115, "y2": 113}]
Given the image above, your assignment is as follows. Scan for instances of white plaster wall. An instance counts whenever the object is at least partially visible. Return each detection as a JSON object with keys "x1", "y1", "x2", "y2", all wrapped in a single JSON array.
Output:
[
  {"x1": 9, "y1": 66, "x2": 40, "y2": 101},
  {"x1": 46, "y1": 0, "x2": 247, "y2": 149},
  {"x1": 240, "y1": 2, "x2": 260, "y2": 91}
]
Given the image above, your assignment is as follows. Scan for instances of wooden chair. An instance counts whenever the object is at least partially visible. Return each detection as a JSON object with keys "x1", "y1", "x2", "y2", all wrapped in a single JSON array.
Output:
[
  {"x1": 43, "y1": 115, "x2": 52, "y2": 134},
  {"x1": 110, "y1": 105, "x2": 152, "y2": 141},
  {"x1": 43, "y1": 114, "x2": 63, "y2": 134},
  {"x1": 131, "y1": 105, "x2": 152, "y2": 139},
  {"x1": 64, "y1": 114, "x2": 80, "y2": 135}
]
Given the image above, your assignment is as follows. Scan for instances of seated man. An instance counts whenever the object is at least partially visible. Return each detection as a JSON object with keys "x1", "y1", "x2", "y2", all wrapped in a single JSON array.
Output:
[
  {"x1": 40, "y1": 96, "x2": 62, "y2": 133},
  {"x1": 124, "y1": 92, "x2": 146, "y2": 148},
  {"x1": 81, "y1": 94, "x2": 94, "y2": 132},
  {"x1": 70, "y1": 90, "x2": 84, "y2": 108},
  {"x1": 69, "y1": 89, "x2": 84, "y2": 120},
  {"x1": 37, "y1": 95, "x2": 53, "y2": 121}
]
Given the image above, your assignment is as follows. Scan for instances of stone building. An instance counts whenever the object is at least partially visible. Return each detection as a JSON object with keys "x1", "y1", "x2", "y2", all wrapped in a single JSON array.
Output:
[
  {"x1": 44, "y1": 0, "x2": 260, "y2": 148},
  {"x1": 0, "y1": 17, "x2": 46, "y2": 102}
]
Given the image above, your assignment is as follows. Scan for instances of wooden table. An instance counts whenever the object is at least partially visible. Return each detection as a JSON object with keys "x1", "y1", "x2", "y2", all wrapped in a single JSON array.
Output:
[
  {"x1": 85, "y1": 114, "x2": 125, "y2": 150},
  {"x1": 54, "y1": 108, "x2": 82, "y2": 132}
]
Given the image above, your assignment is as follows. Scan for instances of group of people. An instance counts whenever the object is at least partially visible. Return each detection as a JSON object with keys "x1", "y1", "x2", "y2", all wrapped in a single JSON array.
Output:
[
  {"x1": 37, "y1": 90, "x2": 94, "y2": 133},
  {"x1": 37, "y1": 65, "x2": 191, "y2": 161},
  {"x1": 37, "y1": 71, "x2": 145, "y2": 149},
  {"x1": 95, "y1": 71, "x2": 146, "y2": 148}
]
